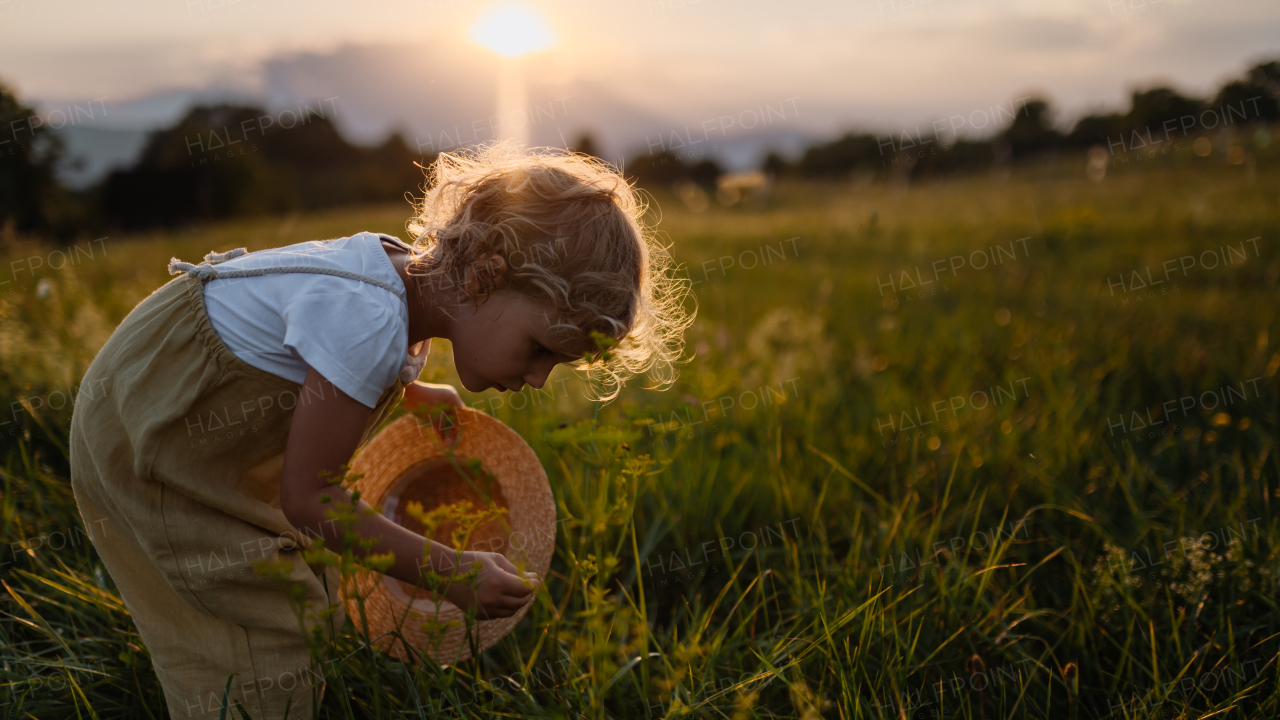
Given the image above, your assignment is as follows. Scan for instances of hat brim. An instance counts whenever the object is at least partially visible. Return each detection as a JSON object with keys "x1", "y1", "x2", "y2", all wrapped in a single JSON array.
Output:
[{"x1": 339, "y1": 408, "x2": 555, "y2": 664}]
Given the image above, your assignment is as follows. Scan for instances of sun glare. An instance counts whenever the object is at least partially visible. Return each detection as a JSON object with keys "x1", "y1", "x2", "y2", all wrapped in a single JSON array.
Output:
[{"x1": 468, "y1": 2, "x2": 559, "y2": 58}]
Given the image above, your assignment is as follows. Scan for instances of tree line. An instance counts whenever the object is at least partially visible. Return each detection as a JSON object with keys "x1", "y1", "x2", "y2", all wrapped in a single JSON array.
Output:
[
  {"x1": 633, "y1": 59, "x2": 1280, "y2": 186},
  {"x1": 1, "y1": 59, "x2": 1277, "y2": 238}
]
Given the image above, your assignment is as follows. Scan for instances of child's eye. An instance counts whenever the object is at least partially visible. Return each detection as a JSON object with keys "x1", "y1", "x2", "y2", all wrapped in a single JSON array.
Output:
[{"x1": 532, "y1": 341, "x2": 550, "y2": 357}]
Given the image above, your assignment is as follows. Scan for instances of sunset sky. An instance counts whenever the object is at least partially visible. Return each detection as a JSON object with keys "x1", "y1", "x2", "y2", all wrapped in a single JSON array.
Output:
[{"x1": 3, "y1": 0, "x2": 1277, "y2": 165}]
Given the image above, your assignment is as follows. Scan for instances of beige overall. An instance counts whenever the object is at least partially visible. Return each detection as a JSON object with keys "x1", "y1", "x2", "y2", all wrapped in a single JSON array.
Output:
[{"x1": 68, "y1": 246, "x2": 409, "y2": 719}]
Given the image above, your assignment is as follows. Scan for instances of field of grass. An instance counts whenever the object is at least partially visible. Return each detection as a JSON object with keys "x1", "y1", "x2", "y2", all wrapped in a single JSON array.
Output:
[{"x1": 1, "y1": 153, "x2": 1279, "y2": 719}]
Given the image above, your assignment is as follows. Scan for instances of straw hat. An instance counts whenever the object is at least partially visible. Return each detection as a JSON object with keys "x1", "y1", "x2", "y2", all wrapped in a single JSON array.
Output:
[{"x1": 339, "y1": 407, "x2": 556, "y2": 664}]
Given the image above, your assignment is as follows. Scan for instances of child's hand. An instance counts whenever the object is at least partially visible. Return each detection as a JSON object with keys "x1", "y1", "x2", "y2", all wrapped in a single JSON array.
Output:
[
  {"x1": 403, "y1": 381, "x2": 464, "y2": 443},
  {"x1": 399, "y1": 340, "x2": 430, "y2": 383},
  {"x1": 404, "y1": 381, "x2": 463, "y2": 410},
  {"x1": 442, "y1": 551, "x2": 539, "y2": 619}
]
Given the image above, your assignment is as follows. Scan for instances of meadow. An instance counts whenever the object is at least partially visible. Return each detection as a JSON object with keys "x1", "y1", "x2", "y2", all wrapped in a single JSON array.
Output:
[{"x1": 1, "y1": 150, "x2": 1278, "y2": 719}]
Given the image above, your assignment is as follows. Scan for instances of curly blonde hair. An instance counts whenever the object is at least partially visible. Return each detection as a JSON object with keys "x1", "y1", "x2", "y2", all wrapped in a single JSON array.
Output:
[{"x1": 406, "y1": 141, "x2": 693, "y2": 401}]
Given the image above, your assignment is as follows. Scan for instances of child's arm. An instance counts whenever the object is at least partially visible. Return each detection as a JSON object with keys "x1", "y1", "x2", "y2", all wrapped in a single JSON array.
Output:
[{"x1": 279, "y1": 367, "x2": 538, "y2": 619}]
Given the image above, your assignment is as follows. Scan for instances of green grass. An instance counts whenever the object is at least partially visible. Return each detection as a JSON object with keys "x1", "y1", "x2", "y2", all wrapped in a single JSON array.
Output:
[{"x1": 1, "y1": 153, "x2": 1279, "y2": 719}]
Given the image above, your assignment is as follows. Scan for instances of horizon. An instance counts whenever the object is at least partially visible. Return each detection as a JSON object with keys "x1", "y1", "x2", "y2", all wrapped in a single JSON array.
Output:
[{"x1": 4, "y1": 0, "x2": 1277, "y2": 185}]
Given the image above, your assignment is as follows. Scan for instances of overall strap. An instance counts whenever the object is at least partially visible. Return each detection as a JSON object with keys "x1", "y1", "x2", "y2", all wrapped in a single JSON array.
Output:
[{"x1": 167, "y1": 247, "x2": 405, "y2": 300}]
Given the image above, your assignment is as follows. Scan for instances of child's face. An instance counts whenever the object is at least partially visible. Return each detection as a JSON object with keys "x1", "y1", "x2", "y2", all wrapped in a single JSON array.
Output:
[{"x1": 448, "y1": 289, "x2": 590, "y2": 394}]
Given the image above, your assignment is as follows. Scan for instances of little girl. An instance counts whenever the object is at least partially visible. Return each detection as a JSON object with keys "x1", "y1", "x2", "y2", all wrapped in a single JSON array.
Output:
[{"x1": 68, "y1": 143, "x2": 689, "y2": 719}]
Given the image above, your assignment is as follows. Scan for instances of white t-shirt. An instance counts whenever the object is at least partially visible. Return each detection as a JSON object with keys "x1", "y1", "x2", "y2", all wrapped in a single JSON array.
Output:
[{"x1": 203, "y1": 231, "x2": 422, "y2": 409}]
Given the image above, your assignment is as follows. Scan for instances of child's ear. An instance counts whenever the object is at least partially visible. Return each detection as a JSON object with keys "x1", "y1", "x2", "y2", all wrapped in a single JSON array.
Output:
[{"x1": 465, "y1": 253, "x2": 508, "y2": 297}]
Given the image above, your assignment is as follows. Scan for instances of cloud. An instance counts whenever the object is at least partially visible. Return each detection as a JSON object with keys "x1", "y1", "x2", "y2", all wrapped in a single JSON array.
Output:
[
  {"x1": 251, "y1": 41, "x2": 675, "y2": 160},
  {"x1": 976, "y1": 12, "x2": 1108, "y2": 50}
]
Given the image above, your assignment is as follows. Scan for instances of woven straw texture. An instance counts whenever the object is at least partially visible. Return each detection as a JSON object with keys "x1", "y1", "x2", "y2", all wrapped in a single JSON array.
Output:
[{"x1": 340, "y1": 408, "x2": 555, "y2": 664}]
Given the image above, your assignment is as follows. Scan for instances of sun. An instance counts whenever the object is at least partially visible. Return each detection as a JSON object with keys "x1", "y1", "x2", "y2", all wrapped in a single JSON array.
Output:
[{"x1": 467, "y1": 2, "x2": 559, "y2": 58}]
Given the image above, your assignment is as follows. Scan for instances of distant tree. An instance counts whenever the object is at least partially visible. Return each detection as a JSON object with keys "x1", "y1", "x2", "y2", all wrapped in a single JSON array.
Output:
[
  {"x1": 796, "y1": 133, "x2": 881, "y2": 177},
  {"x1": 1213, "y1": 80, "x2": 1280, "y2": 122},
  {"x1": 1125, "y1": 87, "x2": 1203, "y2": 134},
  {"x1": 1246, "y1": 60, "x2": 1280, "y2": 102},
  {"x1": 363, "y1": 132, "x2": 435, "y2": 202},
  {"x1": 1064, "y1": 112, "x2": 1126, "y2": 150},
  {"x1": 761, "y1": 151, "x2": 790, "y2": 176},
  {"x1": 912, "y1": 138, "x2": 998, "y2": 178},
  {"x1": 101, "y1": 105, "x2": 286, "y2": 227},
  {"x1": 100, "y1": 104, "x2": 431, "y2": 229},
  {"x1": 1065, "y1": 88, "x2": 1203, "y2": 153},
  {"x1": 1001, "y1": 98, "x2": 1062, "y2": 157},
  {"x1": 688, "y1": 159, "x2": 723, "y2": 191},
  {"x1": 570, "y1": 132, "x2": 600, "y2": 159},
  {"x1": 624, "y1": 150, "x2": 687, "y2": 187},
  {"x1": 782, "y1": 56, "x2": 1280, "y2": 181},
  {"x1": 0, "y1": 81, "x2": 73, "y2": 236}
]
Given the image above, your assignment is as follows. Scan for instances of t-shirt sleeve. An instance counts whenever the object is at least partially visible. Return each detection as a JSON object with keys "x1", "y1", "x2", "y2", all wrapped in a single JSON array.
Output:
[{"x1": 281, "y1": 290, "x2": 407, "y2": 408}]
